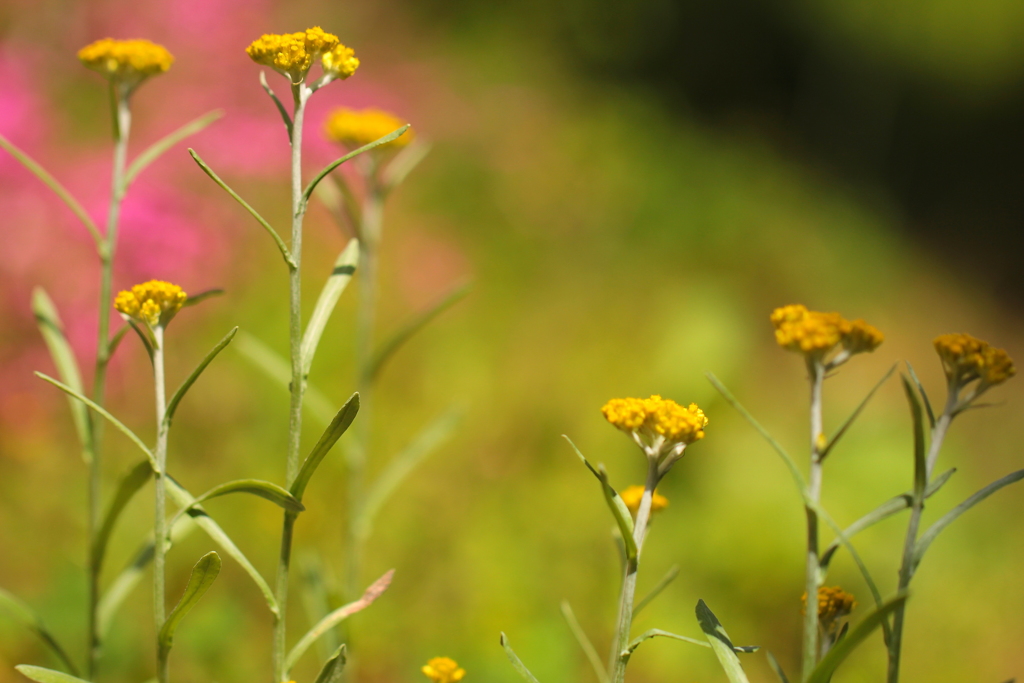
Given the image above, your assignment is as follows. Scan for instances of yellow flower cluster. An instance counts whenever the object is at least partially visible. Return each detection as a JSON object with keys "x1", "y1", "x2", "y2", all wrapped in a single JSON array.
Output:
[
  {"x1": 114, "y1": 280, "x2": 187, "y2": 327},
  {"x1": 808, "y1": 586, "x2": 856, "y2": 628},
  {"x1": 934, "y1": 333, "x2": 1016, "y2": 387},
  {"x1": 324, "y1": 107, "x2": 412, "y2": 150},
  {"x1": 619, "y1": 485, "x2": 669, "y2": 516},
  {"x1": 246, "y1": 27, "x2": 357, "y2": 82},
  {"x1": 78, "y1": 39, "x2": 173, "y2": 85},
  {"x1": 602, "y1": 395, "x2": 707, "y2": 445},
  {"x1": 422, "y1": 657, "x2": 465, "y2": 683},
  {"x1": 771, "y1": 304, "x2": 883, "y2": 359}
]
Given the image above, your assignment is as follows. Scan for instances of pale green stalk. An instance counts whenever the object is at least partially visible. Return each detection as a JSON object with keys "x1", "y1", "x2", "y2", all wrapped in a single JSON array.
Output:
[
  {"x1": 802, "y1": 360, "x2": 825, "y2": 681},
  {"x1": 152, "y1": 326, "x2": 169, "y2": 683}
]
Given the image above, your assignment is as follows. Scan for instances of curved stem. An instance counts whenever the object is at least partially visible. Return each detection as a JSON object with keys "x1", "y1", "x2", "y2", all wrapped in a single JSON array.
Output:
[
  {"x1": 152, "y1": 327, "x2": 169, "y2": 683},
  {"x1": 802, "y1": 360, "x2": 825, "y2": 681}
]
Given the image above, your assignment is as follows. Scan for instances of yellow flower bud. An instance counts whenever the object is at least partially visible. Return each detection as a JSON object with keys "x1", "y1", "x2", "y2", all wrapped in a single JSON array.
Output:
[
  {"x1": 934, "y1": 333, "x2": 1015, "y2": 389},
  {"x1": 770, "y1": 304, "x2": 882, "y2": 363},
  {"x1": 114, "y1": 280, "x2": 187, "y2": 328},
  {"x1": 78, "y1": 39, "x2": 173, "y2": 89},
  {"x1": 246, "y1": 27, "x2": 341, "y2": 82},
  {"x1": 422, "y1": 657, "x2": 465, "y2": 683}
]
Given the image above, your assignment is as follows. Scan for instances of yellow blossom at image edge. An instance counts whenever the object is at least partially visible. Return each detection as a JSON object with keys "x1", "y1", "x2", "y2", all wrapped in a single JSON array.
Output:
[
  {"x1": 421, "y1": 657, "x2": 465, "y2": 683},
  {"x1": 934, "y1": 333, "x2": 1015, "y2": 386}
]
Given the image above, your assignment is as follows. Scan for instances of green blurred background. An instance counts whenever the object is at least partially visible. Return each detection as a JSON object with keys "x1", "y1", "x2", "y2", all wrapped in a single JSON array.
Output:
[{"x1": 1, "y1": 1, "x2": 1023, "y2": 682}]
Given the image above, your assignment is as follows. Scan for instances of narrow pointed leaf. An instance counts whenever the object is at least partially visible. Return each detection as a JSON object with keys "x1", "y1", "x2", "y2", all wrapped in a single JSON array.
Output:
[
  {"x1": 500, "y1": 633, "x2": 541, "y2": 683},
  {"x1": 32, "y1": 289, "x2": 90, "y2": 460},
  {"x1": 820, "y1": 364, "x2": 895, "y2": 460},
  {"x1": 285, "y1": 570, "x2": 393, "y2": 673},
  {"x1": 234, "y1": 332, "x2": 336, "y2": 425},
  {"x1": 806, "y1": 595, "x2": 906, "y2": 683},
  {"x1": 354, "y1": 405, "x2": 463, "y2": 541},
  {"x1": 14, "y1": 666, "x2": 89, "y2": 683},
  {"x1": 913, "y1": 469, "x2": 1024, "y2": 571},
  {"x1": 189, "y1": 148, "x2": 294, "y2": 268},
  {"x1": 172, "y1": 478, "x2": 305, "y2": 528},
  {"x1": 181, "y1": 289, "x2": 225, "y2": 308},
  {"x1": 164, "y1": 327, "x2": 238, "y2": 426},
  {"x1": 1, "y1": 592, "x2": 80, "y2": 676},
  {"x1": 106, "y1": 324, "x2": 131, "y2": 361},
  {"x1": 92, "y1": 460, "x2": 152, "y2": 575},
  {"x1": 634, "y1": 564, "x2": 680, "y2": 616},
  {"x1": 124, "y1": 110, "x2": 224, "y2": 188},
  {"x1": 157, "y1": 552, "x2": 221, "y2": 658},
  {"x1": 259, "y1": 72, "x2": 293, "y2": 137},
  {"x1": 695, "y1": 600, "x2": 751, "y2": 683},
  {"x1": 364, "y1": 282, "x2": 470, "y2": 383},
  {"x1": 302, "y1": 126, "x2": 411, "y2": 202},
  {"x1": 562, "y1": 435, "x2": 636, "y2": 542},
  {"x1": 35, "y1": 373, "x2": 155, "y2": 468},
  {"x1": 125, "y1": 319, "x2": 155, "y2": 362},
  {"x1": 765, "y1": 652, "x2": 790, "y2": 683},
  {"x1": 560, "y1": 601, "x2": 609, "y2": 683},
  {"x1": 624, "y1": 628, "x2": 759, "y2": 658},
  {"x1": 291, "y1": 393, "x2": 360, "y2": 501},
  {"x1": 382, "y1": 142, "x2": 431, "y2": 193},
  {"x1": 312, "y1": 645, "x2": 347, "y2": 683},
  {"x1": 905, "y1": 361, "x2": 936, "y2": 429},
  {"x1": 302, "y1": 240, "x2": 358, "y2": 377},
  {"x1": 901, "y1": 375, "x2": 927, "y2": 499},
  {"x1": 0, "y1": 135, "x2": 102, "y2": 247}
]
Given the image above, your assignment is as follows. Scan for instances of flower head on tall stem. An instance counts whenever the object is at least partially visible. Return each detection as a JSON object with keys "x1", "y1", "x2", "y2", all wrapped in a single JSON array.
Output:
[
  {"x1": 114, "y1": 280, "x2": 187, "y2": 330},
  {"x1": 78, "y1": 39, "x2": 173, "y2": 94},
  {"x1": 602, "y1": 395, "x2": 707, "y2": 478},
  {"x1": 422, "y1": 657, "x2": 465, "y2": 683},
  {"x1": 771, "y1": 304, "x2": 883, "y2": 370},
  {"x1": 934, "y1": 333, "x2": 1015, "y2": 410},
  {"x1": 324, "y1": 107, "x2": 412, "y2": 151},
  {"x1": 246, "y1": 27, "x2": 357, "y2": 87}
]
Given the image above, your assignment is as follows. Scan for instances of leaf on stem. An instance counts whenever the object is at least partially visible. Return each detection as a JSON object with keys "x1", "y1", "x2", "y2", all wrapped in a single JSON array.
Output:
[
  {"x1": 765, "y1": 652, "x2": 791, "y2": 683},
  {"x1": 363, "y1": 282, "x2": 471, "y2": 383},
  {"x1": 32, "y1": 288, "x2": 90, "y2": 461},
  {"x1": 820, "y1": 364, "x2": 895, "y2": 460},
  {"x1": 181, "y1": 289, "x2": 225, "y2": 308},
  {"x1": 625, "y1": 628, "x2": 759, "y2": 660},
  {"x1": 634, "y1": 564, "x2": 680, "y2": 616},
  {"x1": 106, "y1": 324, "x2": 131, "y2": 363},
  {"x1": 901, "y1": 375, "x2": 927, "y2": 499},
  {"x1": 14, "y1": 666, "x2": 90, "y2": 683},
  {"x1": 302, "y1": 125, "x2": 411, "y2": 202},
  {"x1": 913, "y1": 469, "x2": 1024, "y2": 572},
  {"x1": 126, "y1": 319, "x2": 155, "y2": 361},
  {"x1": 695, "y1": 600, "x2": 751, "y2": 683},
  {"x1": 905, "y1": 361, "x2": 936, "y2": 429},
  {"x1": 291, "y1": 393, "x2": 360, "y2": 501},
  {"x1": 157, "y1": 551, "x2": 222, "y2": 659},
  {"x1": 234, "y1": 332, "x2": 337, "y2": 425},
  {"x1": 499, "y1": 633, "x2": 542, "y2": 683},
  {"x1": 0, "y1": 134, "x2": 102, "y2": 248},
  {"x1": 188, "y1": 148, "x2": 294, "y2": 268},
  {"x1": 805, "y1": 594, "x2": 906, "y2": 683},
  {"x1": 123, "y1": 109, "x2": 224, "y2": 188},
  {"x1": 164, "y1": 327, "x2": 238, "y2": 427},
  {"x1": 560, "y1": 601, "x2": 609, "y2": 683},
  {"x1": 312, "y1": 644, "x2": 346, "y2": 683},
  {"x1": 301, "y1": 240, "x2": 359, "y2": 377},
  {"x1": 1, "y1": 591, "x2": 81, "y2": 676},
  {"x1": 259, "y1": 71, "x2": 293, "y2": 138},
  {"x1": 170, "y1": 479, "x2": 305, "y2": 534},
  {"x1": 92, "y1": 460, "x2": 152, "y2": 576},
  {"x1": 314, "y1": 175, "x2": 360, "y2": 236},
  {"x1": 285, "y1": 569, "x2": 394, "y2": 673},
  {"x1": 562, "y1": 436, "x2": 636, "y2": 546}
]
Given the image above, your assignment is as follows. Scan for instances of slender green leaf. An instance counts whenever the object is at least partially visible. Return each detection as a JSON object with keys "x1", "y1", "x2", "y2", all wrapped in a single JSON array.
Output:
[
  {"x1": 35, "y1": 373, "x2": 155, "y2": 468},
  {"x1": 806, "y1": 595, "x2": 906, "y2": 683},
  {"x1": 302, "y1": 240, "x2": 359, "y2": 377},
  {"x1": 181, "y1": 289, "x2": 225, "y2": 308},
  {"x1": 14, "y1": 666, "x2": 89, "y2": 683},
  {"x1": 765, "y1": 652, "x2": 790, "y2": 683},
  {"x1": 259, "y1": 72, "x2": 293, "y2": 138},
  {"x1": 312, "y1": 644, "x2": 346, "y2": 683},
  {"x1": 32, "y1": 289, "x2": 90, "y2": 461},
  {"x1": 500, "y1": 633, "x2": 541, "y2": 683},
  {"x1": 125, "y1": 319, "x2": 155, "y2": 361},
  {"x1": 291, "y1": 393, "x2": 360, "y2": 501},
  {"x1": 913, "y1": 469, "x2": 1024, "y2": 572},
  {"x1": 634, "y1": 564, "x2": 680, "y2": 616},
  {"x1": 624, "y1": 628, "x2": 759, "y2": 659},
  {"x1": 169, "y1": 479, "x2": 305, "y2": 533},
  {"x1": 695, "y1": 600, "x2": 751, "y2": 683},
  {"x1": 165, "y1": 476, "x2": 278, "y2": 616},
  {"x1": 562, "y1": 436, "x2": 637, "y2": 545},
  {"x1": 364, "y1": 282, "x2": 470, "y2": 383},
  {"x1": 124, "y1": 110, "x2": 224, "y2": 188},
  {"x1": 157, "y1": 552, "x2": 221, "y2": 659},
  {"x1": 354, "y1": 406, "x2": 463, "y2": 541},
  {"x1": 901, "y1": 375, "x2": 927, "y2": 499},
  {"x1": 302, "y1": 125, "x2": 411, "y2": 202},
  {"x1": 1, "y1": 592, "x2": 80, "y2": 676},
  {"x1": 382, "y1": 141, "x2": 431, "y2": 193},
  {"x1": 0, "y1": 135, "x2": 102, "y2": 248},
  {"x1": 905, "y1": 361, "x2": 936, "y2": 429},
  {"x1": 106, "y1": 324, "x2": 130, "y2": 362},
  {"x1": 92, "y1": 460, "x2": 152, "y2": 575},
  {"x1": 820, "y1": 364, "x2": 895, "y2": 460},
  {"x1": 560, "y1": 602, "x2": 609, "y2": 683},
  {"x1": 285, "y1": 569, "x2": 393, "y2": 673},
  {"x1": 927, "y1": 467, "x2": 957, "y2": 497},
  {"x1": 188, "y1": 148, "x2": 294, "y2": 268},
  {"x1": 164, "y1": 327, "x2": 238, "y2": 426},
  {"x1": 234, "y1": 332, "x2": 336, "y2": 425}
]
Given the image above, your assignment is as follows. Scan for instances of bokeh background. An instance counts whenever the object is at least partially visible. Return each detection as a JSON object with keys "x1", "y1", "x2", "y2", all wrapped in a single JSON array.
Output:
[{"x1": 1, "y1": 1, "x2": 1023, "y2": 682}]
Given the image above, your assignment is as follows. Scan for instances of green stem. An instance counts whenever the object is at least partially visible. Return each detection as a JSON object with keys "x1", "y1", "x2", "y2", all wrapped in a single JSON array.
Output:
[
  {"x1": 152, "y1": 327, "x2": 169, "y2": 683},
  {"x1": 802, "y1": 360, "x2": 825, "y2": 681},
  {"x1": 88, "y1": 87, "x2": 132, "y2": 678},
  {"x1": 273, "y1": 83, "x2": 310, "y2": 683},
  {"x1": 609, "y1": 460, "x2": 658, "y2": 683}
]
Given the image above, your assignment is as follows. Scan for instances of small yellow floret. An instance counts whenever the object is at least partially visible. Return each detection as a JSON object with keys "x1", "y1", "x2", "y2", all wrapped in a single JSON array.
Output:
[
  {"x1": 78, "y1": 39, "x2": 173, "y2": 85},
  {"x1": 770, "y1": 304, "x2": 883, "y2": 359},
  {"x1": 421, "y1": 657, "x2": 465, "y2": 683},
  {"x1": 321, "y1": 44, "x2": 359, "y2": 79},
  {"x1": 246, "y1": 27, "x2": 340, "y2": 81},
  {"x1": 619, "y1": 485, "x2": 669, "y2": 516},
  {"x1": 114, "y1": 280, "x2": 187, "y2": 327},
  {"x1": 324, "y1": 107, "x2": 412, "y2": 150},
  {"x1": 803, "y1": 586, "x2": 856, "y2": 629},
  {"x1": 602, "y1": 395, "x2": 707, "y2": 445},
  {"x1": 934, "y1": 333, "x2": 1015, "y2": 387}
]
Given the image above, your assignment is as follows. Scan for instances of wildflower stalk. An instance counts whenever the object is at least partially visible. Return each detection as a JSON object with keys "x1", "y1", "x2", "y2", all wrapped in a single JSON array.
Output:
[
  {"x1": 802, "y1": 360, "x2": 825, "y2": 679},
  {"x1": 151, "y1": 326, "x2": 170, "y2": 683}
]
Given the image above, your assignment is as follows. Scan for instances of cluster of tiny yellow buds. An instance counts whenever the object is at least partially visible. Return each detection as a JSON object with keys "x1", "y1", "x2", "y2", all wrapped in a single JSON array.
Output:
[
  {"x1": 323, "y1": 107, "x2": 412, "y2": 150},
  {"x1": 803, "y1": 586, "x2": 856, "y2": 628},
  {"x1": 421, "y1": 657, "x2": 465, "y2": 683},
  {"x1": 619, "y1": 485, "x2": 669, "y2": 516},
  {"x1": 602, "y1": 396, "x2": 708, "y2": 446},
  {"x1": 934, "y1": 333, "x2": 1016, "y2": 387},
  {"x1": 114, "y1": 280, "x2": 187, "y2": 327},
  {"x1": 246, "y1": 27, "x2": 340, "y2": 81},
  {"x1": 78, "y1": 39, "x2": 173, "y2": 85},
  {"x1": 321, "y1": 44, "x2": 359, "y2": 79},
  {"x1": 771, "y1": 304, "x2": 883, "y2": 360}
]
